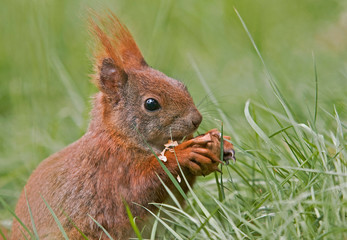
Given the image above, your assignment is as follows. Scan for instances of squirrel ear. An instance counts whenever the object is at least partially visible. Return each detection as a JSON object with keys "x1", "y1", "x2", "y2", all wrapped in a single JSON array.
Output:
[{"x1": 99, "y1": 58, "x2": 128, "y2": 98}]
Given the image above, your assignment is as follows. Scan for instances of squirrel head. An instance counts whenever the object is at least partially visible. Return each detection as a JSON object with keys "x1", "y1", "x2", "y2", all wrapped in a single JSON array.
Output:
[{"x1": 90, "y1": 13, "x2": 202, "y2": 152}]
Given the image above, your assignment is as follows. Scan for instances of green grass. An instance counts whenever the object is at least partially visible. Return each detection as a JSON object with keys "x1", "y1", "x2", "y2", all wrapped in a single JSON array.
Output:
[{"x1": 1, "y1": 0, "x2": 347, "y2": 239}]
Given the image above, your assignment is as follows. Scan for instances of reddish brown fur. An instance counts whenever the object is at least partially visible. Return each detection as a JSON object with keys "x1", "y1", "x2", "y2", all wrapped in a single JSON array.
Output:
[
  {"x1": 11, "y1": 12, "x2": 234, "y2": 239},
  {"x1": 0, "y1": 226, "x2": 9, "y2": 240}
]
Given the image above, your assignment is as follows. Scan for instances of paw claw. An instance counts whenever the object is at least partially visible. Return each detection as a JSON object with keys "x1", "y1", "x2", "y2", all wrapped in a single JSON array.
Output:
[{"x1": 223, "y1": 149, "x2": 236, "y2": 164}]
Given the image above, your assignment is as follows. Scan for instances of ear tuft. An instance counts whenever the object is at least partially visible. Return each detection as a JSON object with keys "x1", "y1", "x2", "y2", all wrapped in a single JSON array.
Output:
[{"x1": 90, "y1": 11, "x2": 147, "y2": 72}]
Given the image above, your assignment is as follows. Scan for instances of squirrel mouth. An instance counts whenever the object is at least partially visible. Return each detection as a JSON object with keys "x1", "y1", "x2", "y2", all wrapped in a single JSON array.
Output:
[
  {"x1": 170, "y1": 136, "x2": 186, "y2": 143},
  {"x1": 169, "y1": 131, "x2": 195, "y2": 143},
  {"x1": 150, "y1": 128, "x2": 198, "y2": 152}
]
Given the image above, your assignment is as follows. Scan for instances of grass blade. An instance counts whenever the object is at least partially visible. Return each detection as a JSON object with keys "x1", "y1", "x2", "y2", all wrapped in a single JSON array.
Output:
[
  {"x1": 63, "y1": 212, "x2": 89, "y2": 240},
  {"x1": 40, "y1": 195, "x2": 68, "y2": 240},
  {"x1": 0, "y1": 227, "x2": 6, "y2": 240},
  {"x1": 24, "y1": 189, "x2": 39, "y2": 239},
  {"x1": 133, "y1": 203, "x2": 184, "y2": 240},
  {"x1": 150, "y1": 208, "x2": 160, "y2": 240},
  {"x1": 88, "y1": 214, "x2": 114, "y2": 240},
  {"x1": 0, "y1": 197, "x2": 33, "y2": 238},
  {"x1": 219, "y1": 122, "x2": 225, "y2": 201},
  {"x1": 122, "y1": 199, "x2": 143, "y2": 240},
  {"x1": 313, "y1": 52, "x2": 319, "y2": 127}
]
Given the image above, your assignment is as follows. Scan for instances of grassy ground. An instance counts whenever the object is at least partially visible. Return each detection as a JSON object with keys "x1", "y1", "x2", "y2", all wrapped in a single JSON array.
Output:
[{"x1": 1, "y1": 0, "x2": 347, "y2": 238}]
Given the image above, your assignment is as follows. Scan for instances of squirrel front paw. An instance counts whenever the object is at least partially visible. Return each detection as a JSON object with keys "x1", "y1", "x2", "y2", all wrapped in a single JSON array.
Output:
[
  {"x1": 168, "y1": 130, "x2": 235, "y2": 176},
  {"x1": 206, "y1": 129, "x2": 235, "y2": 164}
]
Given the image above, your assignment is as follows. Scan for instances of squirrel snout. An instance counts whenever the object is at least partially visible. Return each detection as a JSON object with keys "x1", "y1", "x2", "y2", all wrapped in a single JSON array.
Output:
[{"x1": 192, "y1": 111, "x2": 202, "y2": 128}]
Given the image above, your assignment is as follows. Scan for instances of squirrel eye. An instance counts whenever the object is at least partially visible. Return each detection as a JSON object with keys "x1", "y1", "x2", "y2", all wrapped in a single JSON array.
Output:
[{"x1": 144, "y1": 98, "x2": 161, "y2": 111}]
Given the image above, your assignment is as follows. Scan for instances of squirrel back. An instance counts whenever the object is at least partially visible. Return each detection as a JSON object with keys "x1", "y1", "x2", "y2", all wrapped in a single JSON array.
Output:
[{"x1": 11, "y1": 12, "x2": 234, "y2": 239}]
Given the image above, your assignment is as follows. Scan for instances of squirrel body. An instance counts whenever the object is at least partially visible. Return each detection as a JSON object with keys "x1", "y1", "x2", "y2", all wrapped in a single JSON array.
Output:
[{"x1": 11, "y1": 13, "x2": 234, "y2": 239}]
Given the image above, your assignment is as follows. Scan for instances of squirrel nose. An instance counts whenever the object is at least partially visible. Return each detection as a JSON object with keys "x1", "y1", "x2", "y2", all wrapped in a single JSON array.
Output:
[{"x1": 192, "y1": 111, "x2": 202, "y2": 128}]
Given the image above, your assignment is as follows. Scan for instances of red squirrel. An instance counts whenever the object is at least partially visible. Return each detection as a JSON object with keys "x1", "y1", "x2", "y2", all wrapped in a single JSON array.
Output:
[{"x1": 11, "y1": 13, "x2": 235, "y2": 239}]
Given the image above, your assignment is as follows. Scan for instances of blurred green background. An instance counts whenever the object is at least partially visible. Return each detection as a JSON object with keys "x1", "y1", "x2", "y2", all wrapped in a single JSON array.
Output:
[{"x1": 1, "y1": 0, "x2": 346, "y2": 223}]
